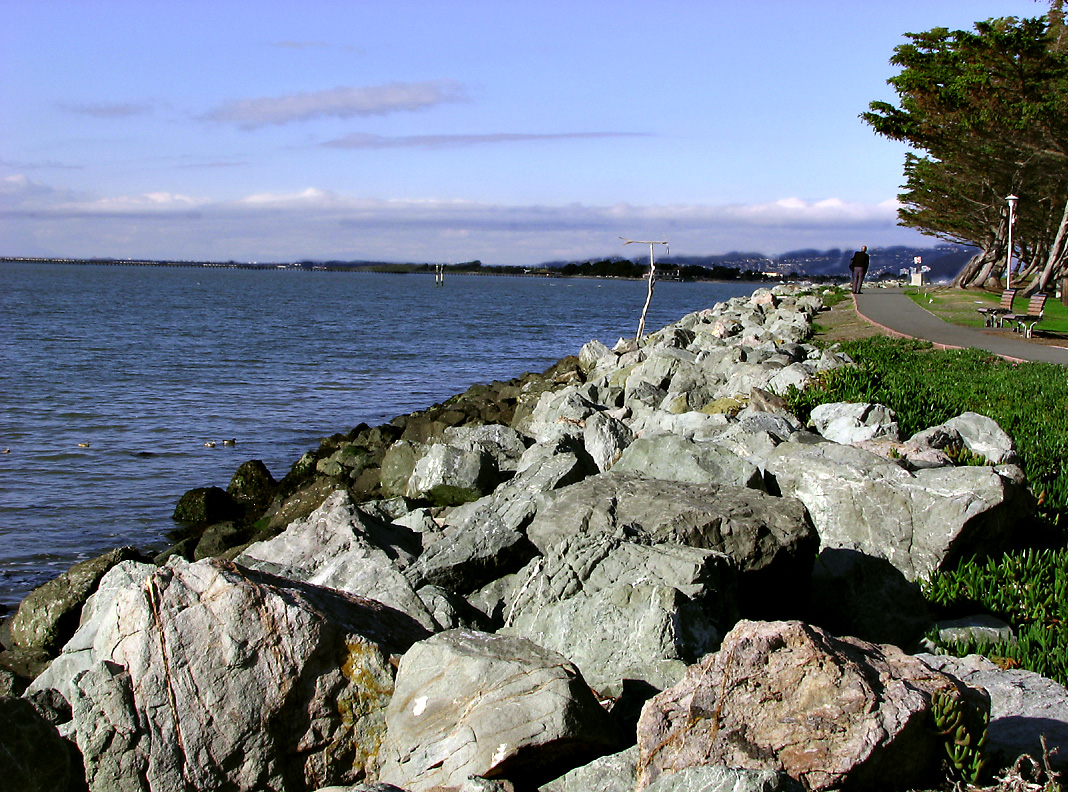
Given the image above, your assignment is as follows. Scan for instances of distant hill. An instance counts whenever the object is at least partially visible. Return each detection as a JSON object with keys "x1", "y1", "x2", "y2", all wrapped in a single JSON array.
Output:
[{"x1": 638, "y1": 244, "x2": 975, "y2": 282}]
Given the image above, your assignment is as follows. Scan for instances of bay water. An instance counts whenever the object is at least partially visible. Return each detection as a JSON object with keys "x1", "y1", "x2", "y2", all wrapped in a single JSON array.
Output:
[{"x1": 0, "y1": 262, "x2": 760, "y2": 608}]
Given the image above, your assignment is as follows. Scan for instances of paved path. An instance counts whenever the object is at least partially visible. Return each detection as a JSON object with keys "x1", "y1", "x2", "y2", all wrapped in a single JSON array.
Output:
[{"x1": 852, "y1": 288, "x2": 1068, "y2": 365}]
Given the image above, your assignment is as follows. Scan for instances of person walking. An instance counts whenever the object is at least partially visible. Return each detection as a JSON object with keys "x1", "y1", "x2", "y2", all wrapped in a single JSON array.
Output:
[{"x1": 849, "y1": 246, "x2": 869, "y2": 294}]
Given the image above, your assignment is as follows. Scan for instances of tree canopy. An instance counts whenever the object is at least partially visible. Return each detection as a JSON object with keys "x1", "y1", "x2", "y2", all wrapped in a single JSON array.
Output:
[{"x1": 863, "y1": 7, "x2": 1068, "y2": 290}]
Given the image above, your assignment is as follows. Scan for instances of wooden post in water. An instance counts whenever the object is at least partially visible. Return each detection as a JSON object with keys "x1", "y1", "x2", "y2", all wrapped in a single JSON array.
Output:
[{"x1": 621, "y1": 237, "x2": 669, "y2": 344}]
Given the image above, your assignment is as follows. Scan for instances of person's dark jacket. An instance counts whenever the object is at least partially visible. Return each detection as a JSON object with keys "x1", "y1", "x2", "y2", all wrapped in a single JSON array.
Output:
[{"x1": 850, "y1": 250, "x2": 869, "y2": 270}]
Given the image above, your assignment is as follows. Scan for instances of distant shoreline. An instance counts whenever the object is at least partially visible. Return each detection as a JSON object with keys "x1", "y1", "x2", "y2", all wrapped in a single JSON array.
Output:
[{"x1": 0, "y1": 256, "x2": 776, "y2": 283}]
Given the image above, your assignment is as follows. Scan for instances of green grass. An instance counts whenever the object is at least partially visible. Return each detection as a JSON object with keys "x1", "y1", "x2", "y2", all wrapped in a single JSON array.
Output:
[
  {"x1": 785, "y1": 336, "x2": 1068, "y2": 684},
  {"x1": 904, "y1": 287, "x2": 1068, "y2": 335},
  {"x1": 818, "y1": 285, "x2": 850, "y2": 308},
  {"x1": 787, "y1": 337, "x2": 1068, "y2": 517},
  {"x1": 922, "y1": 548, "x2": 1068, "y2": 686}
]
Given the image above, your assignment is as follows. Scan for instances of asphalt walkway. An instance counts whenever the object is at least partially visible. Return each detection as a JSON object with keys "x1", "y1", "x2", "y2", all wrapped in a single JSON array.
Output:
[{"x1": 852, "y1": 287, "x2": 1068, "y2": 365}]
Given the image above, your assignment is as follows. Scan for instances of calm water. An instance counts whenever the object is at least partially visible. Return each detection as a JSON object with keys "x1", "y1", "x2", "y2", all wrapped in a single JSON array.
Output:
[{"x1": 0, "y1": 262, "x2": 760, "y2": 607}]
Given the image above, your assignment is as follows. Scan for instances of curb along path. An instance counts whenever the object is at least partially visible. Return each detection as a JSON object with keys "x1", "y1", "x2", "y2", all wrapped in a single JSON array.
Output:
[{"x1": 853, "y1": 288, "x2": 1068, "y2": 366}]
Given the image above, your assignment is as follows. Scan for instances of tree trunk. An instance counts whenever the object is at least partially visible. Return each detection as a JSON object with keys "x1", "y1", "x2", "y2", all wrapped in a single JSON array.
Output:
[
  {"x1": 1016, "y1": 241, "x2": 1044, "y2": 285},
  {"x1": 954, "y1": 220, "x2": 1007, "y2": 289},
  {"x1": 955, "y1": 244, "x2": 1004, "y2": 288},
  {"x1": 973, "y1": 248, "x2": 1005, "y2": 287},
  {"x1": 1036, "y1": 195, "x2": 1068, "y2": 293},
  {"x1": 953, "y1": 251, "x2": 990, "y2": 288}
]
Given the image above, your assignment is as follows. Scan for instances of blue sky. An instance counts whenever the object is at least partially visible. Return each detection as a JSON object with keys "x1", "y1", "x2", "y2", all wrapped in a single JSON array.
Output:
[{"x1": 0, "y1": 0, "x2": 1048, "y2": 265}]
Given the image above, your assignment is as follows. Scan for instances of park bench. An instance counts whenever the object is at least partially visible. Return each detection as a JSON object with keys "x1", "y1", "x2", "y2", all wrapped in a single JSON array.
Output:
[
  {"x1": 976, "y1": 288, "x2": 1017, "y2": 327},
  {"x1": 1005, "y1": 292, "x2": 1048, "y2": 338}
]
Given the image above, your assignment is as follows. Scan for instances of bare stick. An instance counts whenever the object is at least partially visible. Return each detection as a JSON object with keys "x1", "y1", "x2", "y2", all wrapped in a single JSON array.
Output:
[{"x1": 621, "y1": 237, "x2": 669, "y2": 344}]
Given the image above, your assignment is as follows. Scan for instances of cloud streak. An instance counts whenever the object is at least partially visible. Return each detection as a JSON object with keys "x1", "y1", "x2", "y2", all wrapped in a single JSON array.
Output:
[
  {"x1": 61, "y1": 102, "x2": 152, "y2": 119},
  {"x1": 202, "y1": 80, "x2": 467, "y2": 129},
  {"x1": 271, "y1": 40, "x2": 331, "y2": 50},
  {"x1": 321, "y1": 131, "x2": 651, "y2": 149}
]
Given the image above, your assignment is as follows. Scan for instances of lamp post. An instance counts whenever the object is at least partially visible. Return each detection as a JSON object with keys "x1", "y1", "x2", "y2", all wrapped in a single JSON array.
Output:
[{"x1": 1006, "y1": 194, "x2": 1019, "y2": 290}]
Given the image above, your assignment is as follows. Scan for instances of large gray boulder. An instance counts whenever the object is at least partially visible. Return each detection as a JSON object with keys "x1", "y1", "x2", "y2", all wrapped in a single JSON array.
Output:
[
  {"x1": 406, "y1": 442, "x2": 499, "y2": 505},
  {"x1": 763, "y1": 441, "x2": 1033, "y2": 580},
  {"x1": 582, "y1": 410, "x2": 635, "y2": 472},
  {"x1": 613, "y1": 433, "x2": 765, "y2": 490},
  {"x1": 413, "y1": 444, "x2": 592, "y2": 594},
  {"x1": 375, "y1": 629, "x2": 618, "y2": 792},
  {"x1": 704, "y1": 408, "x2": 804, "y2": 462},
  {"x1": 914, "y1": 412, "x2": 1020, "y2": 465},
  {"x1": 526, "y1": 471, "x2": 818, "y2": 618},
  {"x1": 443, "y1": 423, "x2": 530, "y2": 473},
  {"x1": 578, "y1": 338, "x2": 615, "y2": 376},
  {"x1": 636, "y1": 620, "x2": 988, "y2": 792},
  {"x1": 412, "y1": 512, "x2": 536, "y2": 596},
  {"x1": 918, "y1": 653, "x2": 1068, "y2": 773},
  {"x1": 628, "y1": 409, "x2": 732, "y2": 444},
  {"x1": 48, "y1": 558, "x2": 429, "y2": 792},
  {"x1": 502, "y1": 532, "x2": 738, "y2": 693},
  {"x1": 28, "y1": 560, "x2": 156, "y2": 703},
  {"x1": 809, "y1": 402, "x2": 901, "y2": 445},
  {"x1": 380, "y1": 440, "x2": 423, "y2": 498},
  {"x1": 235, "y1": 489, "x2": 436, "y2": 630},
  {"x1": 514, "y1": 385, "x2": 601, "y2": 444}
]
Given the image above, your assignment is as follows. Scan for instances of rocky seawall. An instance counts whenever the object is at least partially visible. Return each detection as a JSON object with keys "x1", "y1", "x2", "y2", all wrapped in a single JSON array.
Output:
[{"x1": 2, "y1": 284, "x2": 1066, "y2": 792}]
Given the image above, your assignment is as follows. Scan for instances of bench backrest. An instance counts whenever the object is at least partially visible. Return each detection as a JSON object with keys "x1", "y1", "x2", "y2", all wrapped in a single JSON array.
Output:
[
  {"x1": 999, "y1": 289, "x2": 1018, "y2": 309},
  {"x1": 1025, "y1": 293, "x2": 1048, "y2": 316}
]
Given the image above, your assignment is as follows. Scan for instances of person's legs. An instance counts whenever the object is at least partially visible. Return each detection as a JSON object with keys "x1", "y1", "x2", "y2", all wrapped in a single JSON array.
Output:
[{"x1": 851, "y1": 267, "x2": 861, "y2": 293}]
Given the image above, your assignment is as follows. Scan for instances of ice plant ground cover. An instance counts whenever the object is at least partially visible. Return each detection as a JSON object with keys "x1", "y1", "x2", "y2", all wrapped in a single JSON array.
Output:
[{"x1": 785, "y1": 332, "x2": 1068, "y2": 685}]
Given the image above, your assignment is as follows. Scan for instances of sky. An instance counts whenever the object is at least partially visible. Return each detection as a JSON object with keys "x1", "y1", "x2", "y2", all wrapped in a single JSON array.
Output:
[{"x1": 0, "y1": 0, "x2": 1050, "y2": 266}]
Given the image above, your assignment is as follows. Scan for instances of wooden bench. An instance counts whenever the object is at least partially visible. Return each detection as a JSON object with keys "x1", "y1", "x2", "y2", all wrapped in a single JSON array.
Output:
[
  {"x1": 1005, "y1": 292, "x2": 1048, "y2": 338},
  {"x1": 976, "y1": 288, "x2": 1017, "y2": 327}
]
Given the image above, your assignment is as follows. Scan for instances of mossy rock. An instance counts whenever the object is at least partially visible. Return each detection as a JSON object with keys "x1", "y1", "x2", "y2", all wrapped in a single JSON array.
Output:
[
  {"x1": 380, "y1": 440, "x2": 422, "y2": 498},
  {"x1": 350, "y1": 466, "x2": 382, "y2": 497},
  {"x1": 422, "y1": 483, "x2": 485, "y2": 508},
  {"x1": 701, "y1": 397, "x2": 746, "y2": 416},
  {"x1": 358, "y1": 423, "x2": 403, "y2": 451},
  {"x1": 663, "y1": 393, "x2": 691, "y2": 414},
  {"x1": 193, "y1": 521, "x2": 256, "y2": 561},
  {"x1": 227, "y1": 460, "x2": 278, "y2": 513},
  {"x1": 259, "y1": 477, "x2": 344, "y2": 533},
  {"x1": 400, "y1": 417, "x2": 447, "y2": 445},
  {"x1": 274, "y1": 451, "x2": 319, "y2": 500},
  {"x1": 172, "y1": 486, "x2": 243, "y2": 526}
]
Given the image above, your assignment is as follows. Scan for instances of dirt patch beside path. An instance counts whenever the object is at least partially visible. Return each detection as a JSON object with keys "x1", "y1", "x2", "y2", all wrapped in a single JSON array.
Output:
[{"x1": 811, "y1": 296, "x2": 885, "y2": 345}]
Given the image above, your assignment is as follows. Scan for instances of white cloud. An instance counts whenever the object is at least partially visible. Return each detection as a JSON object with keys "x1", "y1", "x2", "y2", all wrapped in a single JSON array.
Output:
[
  {"x1": 202, "y1": 80, "x2": 467, "y2": 129},
  {"x1": 84, "y1": 192, "x2": 209, "y2": 211},
  {"x1": 240, "y1": 187, "x2": 338, "y2": 205},
  {"x1": 0, "y1": 177, "x2": 927, "y2": 264},
  {"x1": 0, "y1": 176, "x2": 208, "y2": 219},
  {"x1": 726, "y1": 197, "x2": 900, "y2": 226}
]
